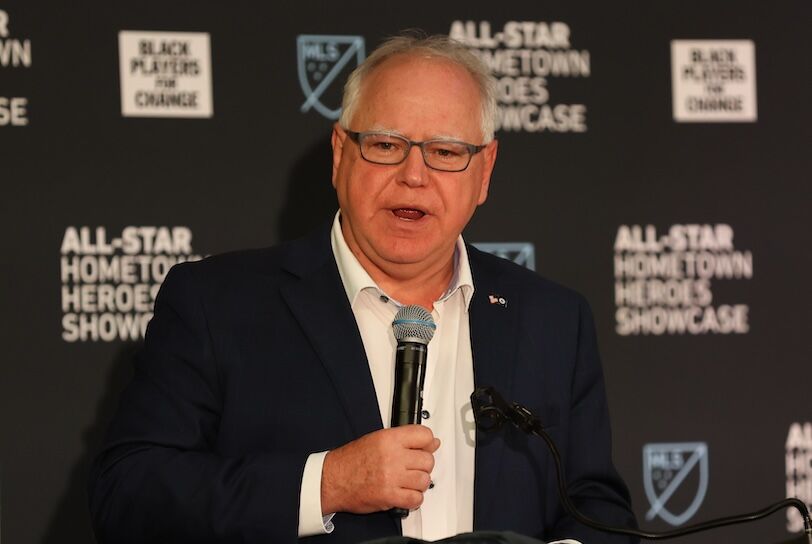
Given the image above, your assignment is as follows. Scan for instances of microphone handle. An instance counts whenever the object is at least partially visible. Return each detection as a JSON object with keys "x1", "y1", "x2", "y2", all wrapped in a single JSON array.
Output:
[
  {"x1": 390, "y1": 341, "x2": 428, "y2": 519},
  {"x1": 391, "y1": 342, "x2": 427, "y2": 427}
]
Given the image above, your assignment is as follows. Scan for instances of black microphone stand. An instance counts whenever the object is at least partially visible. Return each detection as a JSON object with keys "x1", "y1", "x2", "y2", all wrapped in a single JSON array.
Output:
[{"x1": 471, "y1": 386, "x2": 812, "y2": 543}]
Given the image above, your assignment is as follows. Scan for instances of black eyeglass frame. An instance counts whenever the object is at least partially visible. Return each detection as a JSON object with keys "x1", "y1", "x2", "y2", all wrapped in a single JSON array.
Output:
[{"x1": 346, "y1": 130, "x2": 487, "y2": 172}]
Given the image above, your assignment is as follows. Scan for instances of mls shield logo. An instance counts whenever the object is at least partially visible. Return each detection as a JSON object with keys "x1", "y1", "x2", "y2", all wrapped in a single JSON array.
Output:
[
  {"x1": 472, "y1": 242, "x2": 536, "y2": 271},
  {"x1": 297, "y1": 35, "x2": 365, "y2": 120},
  {"x1": 643, "y1": 442, "x2": 709, "y2": 526}
]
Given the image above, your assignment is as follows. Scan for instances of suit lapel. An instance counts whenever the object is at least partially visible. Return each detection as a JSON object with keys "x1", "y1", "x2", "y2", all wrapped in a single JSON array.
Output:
[
  {"x1": 278, "y1": 229, "x2": 383, "y2": 439},
  {"x1": 468, "y1": 247, "x2": 521, "y2": 529}
]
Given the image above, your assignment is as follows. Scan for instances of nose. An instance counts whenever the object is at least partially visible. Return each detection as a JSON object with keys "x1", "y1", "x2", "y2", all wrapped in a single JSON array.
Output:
[{"x1": 397, "y1": 144, "x2": 428, "y2": 187}]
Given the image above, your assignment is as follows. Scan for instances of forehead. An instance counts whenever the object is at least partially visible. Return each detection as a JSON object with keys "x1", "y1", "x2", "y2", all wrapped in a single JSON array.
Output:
[{"x1": 352, "y1": 54, "x2": 483, "y2": 141}]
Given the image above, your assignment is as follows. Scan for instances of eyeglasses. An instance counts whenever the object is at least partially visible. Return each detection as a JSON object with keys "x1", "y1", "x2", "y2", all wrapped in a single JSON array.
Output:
[{"x1": 346, "y1": 130, "x2": 486, "y2": 172}]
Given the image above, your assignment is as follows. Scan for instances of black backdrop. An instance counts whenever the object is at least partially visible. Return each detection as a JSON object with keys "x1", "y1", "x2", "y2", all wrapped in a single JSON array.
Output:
[{"x1": 1, "y1": 1, "x2": 810, "y2": 543}]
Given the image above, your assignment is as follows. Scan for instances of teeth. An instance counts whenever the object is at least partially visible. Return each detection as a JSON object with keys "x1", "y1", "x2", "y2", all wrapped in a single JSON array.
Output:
[{"x1": 393, "y1": 208, "x2": 425, "y2": 220}]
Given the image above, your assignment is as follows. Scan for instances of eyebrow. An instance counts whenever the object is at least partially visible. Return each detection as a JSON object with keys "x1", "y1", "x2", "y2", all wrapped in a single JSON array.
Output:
[
  {"x1": 365, "y1": 126, "x2": 468, "y2": 142},
  {"x1": 366, "y1": 125, "x2": 404, "y2": 137}
]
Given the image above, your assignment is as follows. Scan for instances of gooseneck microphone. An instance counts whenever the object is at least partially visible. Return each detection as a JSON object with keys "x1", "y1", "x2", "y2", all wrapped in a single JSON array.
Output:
[
  {"x1": 390, "y1": 305, "x2": 436, "y2": 518},
  {"x1": 471, "y1": 386, "x2": 812, "y2": 543}
]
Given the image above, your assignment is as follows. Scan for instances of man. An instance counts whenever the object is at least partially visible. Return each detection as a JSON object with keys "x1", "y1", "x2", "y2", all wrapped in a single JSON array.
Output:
[{"x1": 89, "y1": 34, "x2": 637, "y2": 543}]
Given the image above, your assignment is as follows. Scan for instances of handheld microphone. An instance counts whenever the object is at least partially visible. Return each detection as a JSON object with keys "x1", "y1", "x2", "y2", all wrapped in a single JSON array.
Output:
[{"x1": 390, "y1": 305, "x2": 436, "y2": 518}]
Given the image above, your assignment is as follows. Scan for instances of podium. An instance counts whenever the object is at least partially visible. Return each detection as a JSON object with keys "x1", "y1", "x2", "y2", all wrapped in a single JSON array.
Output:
[{"x1": 361, "y1": 531, "x2": 545, "y2": 544}]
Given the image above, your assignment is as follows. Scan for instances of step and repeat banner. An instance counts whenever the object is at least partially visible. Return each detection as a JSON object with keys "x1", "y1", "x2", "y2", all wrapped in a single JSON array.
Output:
[{"x1": 1, "y1": 2, "x2": 809, "y2": 543}]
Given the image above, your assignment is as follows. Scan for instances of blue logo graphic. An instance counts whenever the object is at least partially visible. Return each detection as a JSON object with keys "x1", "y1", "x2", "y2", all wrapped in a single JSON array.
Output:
[
  {"x1": 643, "y1": 442, "x2": 709, "y2": 526},
  {"x1": 297, "y1": 35, "x2": 365, "y2": 120},
  {"x1": 472, "y1": 242, "x2": 536, "y2": 271}
]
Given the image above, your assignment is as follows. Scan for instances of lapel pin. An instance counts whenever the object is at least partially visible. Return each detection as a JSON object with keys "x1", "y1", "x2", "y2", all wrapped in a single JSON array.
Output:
[{"x1": 488, "y1": 294, "x2": 508, "y2": 308}]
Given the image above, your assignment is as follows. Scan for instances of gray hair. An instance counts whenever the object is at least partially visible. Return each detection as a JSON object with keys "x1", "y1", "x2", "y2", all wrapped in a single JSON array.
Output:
[{"x1": 339, "y1": 32, "x2": 497, "y2": 143}]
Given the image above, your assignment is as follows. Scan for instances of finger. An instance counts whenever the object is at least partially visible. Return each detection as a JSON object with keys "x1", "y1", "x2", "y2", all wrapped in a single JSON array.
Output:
[
  {"x1": 404, "y1": 450, "x2": 435, "y2": 472},
  {"x1": 400, "y1": 469, "x2": 432, "y2": 492},
  {"x1": 393, "y1": 424, "x2": 435, "y2": 448},
  {"x1": 392, "y1": 488, "x2": 425, "y2": 511},
  {"x1": 424, "y1": 437, "x2": 441, "y2": 453}
]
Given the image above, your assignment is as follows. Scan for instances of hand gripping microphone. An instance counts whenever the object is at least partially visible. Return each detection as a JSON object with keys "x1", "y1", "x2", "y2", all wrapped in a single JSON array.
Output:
[{"x1": 390, "y1": 304, "x2": 436, "y2": 518}]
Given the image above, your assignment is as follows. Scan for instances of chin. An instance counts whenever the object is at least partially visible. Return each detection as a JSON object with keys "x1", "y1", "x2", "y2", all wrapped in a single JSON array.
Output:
[{"x1": 376, "y1": 240, "x2": 438, "y2": 265}]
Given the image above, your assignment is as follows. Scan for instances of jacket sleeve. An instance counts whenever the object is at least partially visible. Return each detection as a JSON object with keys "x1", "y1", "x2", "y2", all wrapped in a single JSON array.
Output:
[
  {"x1": 547, "y1": 296, "x2": 639, "y2": 544},
  {"x1": 88, "y1": 263, "x2": 306, "y2": 544}
]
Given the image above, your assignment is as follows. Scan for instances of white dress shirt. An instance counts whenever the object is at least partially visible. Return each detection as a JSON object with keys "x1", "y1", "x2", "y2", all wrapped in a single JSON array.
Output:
[{"x1": 298, "y1": 212, "x2": 476, "y2": 540}]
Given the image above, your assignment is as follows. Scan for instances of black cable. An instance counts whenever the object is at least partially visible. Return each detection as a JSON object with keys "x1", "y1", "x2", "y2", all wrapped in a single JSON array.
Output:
[{"x1": 471, "y1": 387, "x2": 812, "y2": 542}]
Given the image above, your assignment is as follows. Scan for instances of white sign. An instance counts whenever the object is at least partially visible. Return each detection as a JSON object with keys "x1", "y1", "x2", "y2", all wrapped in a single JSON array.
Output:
[
  {"x1": 671, "y1": 40, "x2": 757, "y2": 122},
  {"x1": 119, "y1": 31, "x2": 213, "y2": 118}
]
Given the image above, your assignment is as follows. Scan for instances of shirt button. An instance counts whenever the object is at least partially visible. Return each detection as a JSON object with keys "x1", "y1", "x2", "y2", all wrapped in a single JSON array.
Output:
[
  {"x1": 379, "y1": 294, "x2": 389, "y2": 303},
  {"x1": 428, "y1": 481, "x2": 435, "y2": 489},
  {"x1": 421, "y1": 409, "x2": 431, "y2": 420}
]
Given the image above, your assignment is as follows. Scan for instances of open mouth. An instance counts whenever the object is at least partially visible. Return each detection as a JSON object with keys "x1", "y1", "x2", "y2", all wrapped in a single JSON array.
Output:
[{"x1": 392, "y1": 208, "x2": 426, "y2": 220}]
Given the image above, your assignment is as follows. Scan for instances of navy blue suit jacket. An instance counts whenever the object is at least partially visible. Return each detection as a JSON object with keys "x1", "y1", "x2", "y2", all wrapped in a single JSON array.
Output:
[{"x1": 89, "y1": 226, "x2": 637, "y2": 543}]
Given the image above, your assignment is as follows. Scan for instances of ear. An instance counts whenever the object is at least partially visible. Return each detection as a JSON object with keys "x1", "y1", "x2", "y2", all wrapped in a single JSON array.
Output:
[
  {"x1": 331, "y1": 123, "x2": 347, "y2": 188},
  {"x1": 476, "y1": 139, "x2": 499, "y2": 205}
]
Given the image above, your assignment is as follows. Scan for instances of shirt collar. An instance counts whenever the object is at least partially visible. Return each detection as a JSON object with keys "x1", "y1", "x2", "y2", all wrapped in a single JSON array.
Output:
[{"x1": 330, "y1": 211, "x2": 474, "y2": 309}]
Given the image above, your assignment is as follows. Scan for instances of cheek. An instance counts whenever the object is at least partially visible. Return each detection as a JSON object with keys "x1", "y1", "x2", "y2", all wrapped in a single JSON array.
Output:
[
  {"x1": 339, "y1": 166, "x2": 388, "y2": 217},
  {"x1": 334, "y1": 156, "x2": 361, "y2": 199},
  {"x1": 449, "y1": 181, "x2": 482, "y2": 212}
]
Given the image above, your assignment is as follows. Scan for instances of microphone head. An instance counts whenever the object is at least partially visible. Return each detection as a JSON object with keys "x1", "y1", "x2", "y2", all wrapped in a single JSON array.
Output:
[{"x1": 393, "y1": 305, "x2": 436, "y2": 345}]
